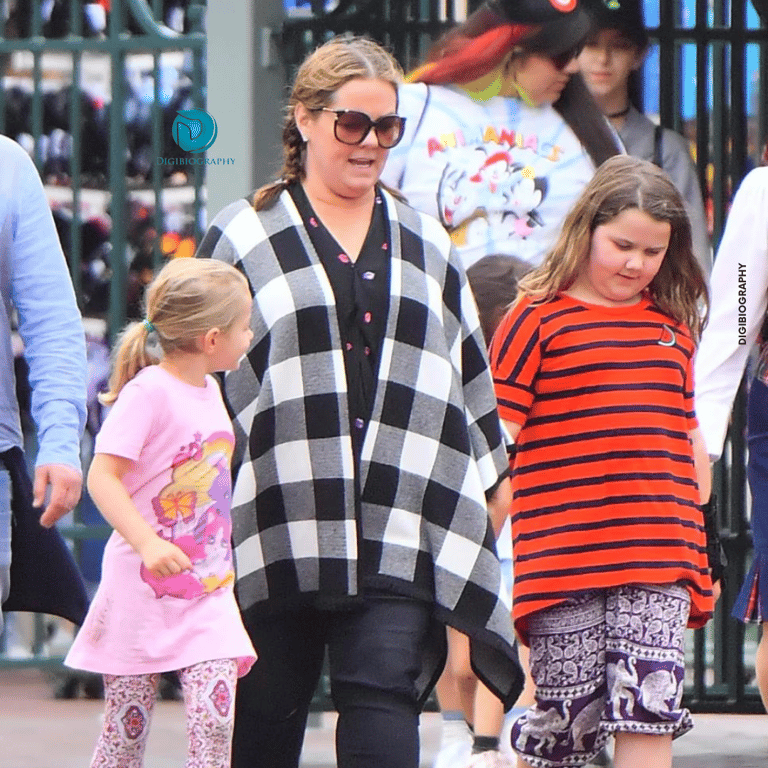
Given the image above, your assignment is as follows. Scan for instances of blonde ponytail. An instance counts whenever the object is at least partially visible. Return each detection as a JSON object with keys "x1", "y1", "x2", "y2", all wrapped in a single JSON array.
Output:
[
  {"x1": 99, "y1": 321, "x2": 161, "y2": 405},
  {"x1": 99, "y1": 258, "x2": 250, "y2": 406}
]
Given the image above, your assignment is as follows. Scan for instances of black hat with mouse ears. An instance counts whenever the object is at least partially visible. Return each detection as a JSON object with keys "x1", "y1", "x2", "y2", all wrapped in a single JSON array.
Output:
[
  {"x1": 587, "y1": 0, "x2": 649, "y2": 49},
  {"x1": 490, "y1": 0, "x2": 583, "y2": 23},
  {"x1": 486, "y1": 0, "x2": 593, "y2": 58}
]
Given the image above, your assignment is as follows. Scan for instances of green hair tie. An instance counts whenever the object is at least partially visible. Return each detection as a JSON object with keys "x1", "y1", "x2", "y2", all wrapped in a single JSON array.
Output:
[{"x1": 143, "y1": 319, "x2": 155, "y2": 333}]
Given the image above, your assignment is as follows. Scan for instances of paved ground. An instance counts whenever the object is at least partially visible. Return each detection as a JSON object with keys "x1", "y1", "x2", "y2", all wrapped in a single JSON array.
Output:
[{"x1": 2, "y1": 667, "x2": 768, "y2": 767}]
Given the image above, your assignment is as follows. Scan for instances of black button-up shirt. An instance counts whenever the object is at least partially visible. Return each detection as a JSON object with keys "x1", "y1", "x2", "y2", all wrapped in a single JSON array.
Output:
[{"x1": 289, "y1": 183, "x2": 391, "y2": 460}]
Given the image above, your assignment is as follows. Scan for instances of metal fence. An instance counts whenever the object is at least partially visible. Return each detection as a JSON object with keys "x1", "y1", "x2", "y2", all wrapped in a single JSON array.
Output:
[
  {"x1": 0, "y1": 0, "x2": 208, "y2": 340},
  {"x1": 281, "y1": 0, "x2": 768, "y2": 712}
]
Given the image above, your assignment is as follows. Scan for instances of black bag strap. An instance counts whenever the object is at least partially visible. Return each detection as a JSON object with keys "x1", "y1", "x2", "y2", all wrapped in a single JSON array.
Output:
[{"x1": 653, "y1": 124, "x2": 663, "y2": 168}]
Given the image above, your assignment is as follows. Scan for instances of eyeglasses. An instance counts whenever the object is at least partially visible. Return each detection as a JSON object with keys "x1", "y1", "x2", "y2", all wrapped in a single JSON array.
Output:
[
  {"x1": 550, "y1": 45, "x2": 582, "y2": 71},
  {"x1": 310, "y1": 108, "x2": 406, "y2": 148}
]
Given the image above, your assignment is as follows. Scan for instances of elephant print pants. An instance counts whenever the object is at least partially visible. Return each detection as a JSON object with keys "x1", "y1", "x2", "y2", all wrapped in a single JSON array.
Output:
[
  {"x1": 511, "y1": 584, "x2": 692, "y2": 768},
  {"x1": 90, "y1": 658, "x2": 239, "y2": 768}
]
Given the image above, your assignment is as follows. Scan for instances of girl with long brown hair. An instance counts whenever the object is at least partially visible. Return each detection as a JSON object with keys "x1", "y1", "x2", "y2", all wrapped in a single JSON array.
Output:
[{"x1": 491, "y1": 156, "x2": 716, "y2": 768}]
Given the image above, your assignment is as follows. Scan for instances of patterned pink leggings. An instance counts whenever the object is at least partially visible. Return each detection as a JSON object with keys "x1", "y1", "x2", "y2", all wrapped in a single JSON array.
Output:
[{"x1": 90, "y1": 658, "x2": 238, "y2": 768}]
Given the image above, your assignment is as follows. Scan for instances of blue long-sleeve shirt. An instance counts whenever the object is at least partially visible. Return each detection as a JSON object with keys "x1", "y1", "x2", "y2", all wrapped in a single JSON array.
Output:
[{"x1": 0, "y1": 135, "x2": 86, "y2": 471}]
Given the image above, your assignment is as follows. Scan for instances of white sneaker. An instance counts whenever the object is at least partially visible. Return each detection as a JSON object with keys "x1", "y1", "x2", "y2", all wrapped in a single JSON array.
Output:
[
  {"x1": 466, "y1": 750, "x2": 514, "y2": 768},
  {"x1": 499, "y1": 707, "x2": 525, "y2": 764},
  {"x1": 433, "y1": 738, "x2": 472, "y2": 768},
  {"x1": 4, "y1": 643, "x2": 33, "y2": 660}
]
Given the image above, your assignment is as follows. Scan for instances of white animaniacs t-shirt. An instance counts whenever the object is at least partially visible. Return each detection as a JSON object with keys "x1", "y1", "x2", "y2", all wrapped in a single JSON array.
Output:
[{"x1": 382, "y1": 83, "x2": 596, "y2": 269}]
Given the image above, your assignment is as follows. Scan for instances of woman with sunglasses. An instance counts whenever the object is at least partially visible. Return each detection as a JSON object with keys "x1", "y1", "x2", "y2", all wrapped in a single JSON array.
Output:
[
  {"x1": 576, "y1": 0, "x2": 711, "y2": 275},
  {"x1": 381, "y1": 0, "x2": 621, "y2": 272},
  {"x1": 197, "y1": 35, "x2": 523, "y2": 768}
]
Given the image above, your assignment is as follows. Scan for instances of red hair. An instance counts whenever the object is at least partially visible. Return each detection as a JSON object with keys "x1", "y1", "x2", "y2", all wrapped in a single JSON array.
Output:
[{"x1": 408, "y1": 24, "x2": 530, "y2": 85}]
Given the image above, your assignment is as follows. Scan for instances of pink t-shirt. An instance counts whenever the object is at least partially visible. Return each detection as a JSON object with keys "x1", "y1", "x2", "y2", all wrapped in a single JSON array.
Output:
[{"x1": 66, "y1": 366, "x2": 256, "y2": 676}]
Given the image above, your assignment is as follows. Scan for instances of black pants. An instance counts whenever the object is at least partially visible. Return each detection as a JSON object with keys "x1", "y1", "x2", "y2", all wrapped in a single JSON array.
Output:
[{"x1": 232, "y1": 595, "x2": 431, "y2": 768}]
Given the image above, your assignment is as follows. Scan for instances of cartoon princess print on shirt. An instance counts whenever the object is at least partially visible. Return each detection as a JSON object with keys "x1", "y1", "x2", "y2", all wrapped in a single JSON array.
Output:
[{"x1": 141, "y1": 431, "x2": 235, "y2": 600}]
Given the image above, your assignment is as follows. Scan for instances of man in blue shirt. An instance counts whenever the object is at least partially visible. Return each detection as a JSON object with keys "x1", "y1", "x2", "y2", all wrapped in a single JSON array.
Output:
[{"x1": 0, "y1": 134, "x2": 88, "y2": 637}]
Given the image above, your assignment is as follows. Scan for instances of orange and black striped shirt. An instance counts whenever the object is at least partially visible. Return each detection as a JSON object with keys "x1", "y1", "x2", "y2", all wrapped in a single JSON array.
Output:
[{"x1": 490, "y1": 294, "x2": 714, "y2": 642}]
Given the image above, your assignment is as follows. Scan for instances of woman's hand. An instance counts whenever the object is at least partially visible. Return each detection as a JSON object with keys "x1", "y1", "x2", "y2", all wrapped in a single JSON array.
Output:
[{"x1": 139, "y1": 535, "x2": 193, "y2": 577}]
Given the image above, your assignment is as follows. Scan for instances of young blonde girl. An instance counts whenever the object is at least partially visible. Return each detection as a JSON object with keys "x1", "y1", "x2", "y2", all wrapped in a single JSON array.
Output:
[
  {"x1": 489, "y1": 156, "x2": 717, "y2": 768},
  {"x1": 65, "y1": 258, "x2": 257, "y2": 768}
]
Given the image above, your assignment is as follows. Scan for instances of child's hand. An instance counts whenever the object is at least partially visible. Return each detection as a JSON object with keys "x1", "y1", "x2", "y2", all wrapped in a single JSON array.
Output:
[
  {"x1": 712, "y1": 578, "x2": 722, "y2": 604},
  {"x1": 139, "y1": 536, "x2": 193, "y2": 577}
]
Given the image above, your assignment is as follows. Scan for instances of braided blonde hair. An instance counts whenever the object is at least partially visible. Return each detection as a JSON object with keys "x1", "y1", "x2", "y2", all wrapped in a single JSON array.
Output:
[{"x1": 253, "y1": 36, "x2": 404, "y2": 211}]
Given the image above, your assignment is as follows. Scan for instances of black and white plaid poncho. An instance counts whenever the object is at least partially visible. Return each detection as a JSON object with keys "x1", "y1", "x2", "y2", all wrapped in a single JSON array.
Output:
[{"x1": 198, "y1": 187, "x2": 522, "y2": 706}]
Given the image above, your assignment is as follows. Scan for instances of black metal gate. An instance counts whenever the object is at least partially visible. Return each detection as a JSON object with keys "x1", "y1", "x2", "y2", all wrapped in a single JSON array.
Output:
[{"x1": 282, "y1": 0, "x2": 768, "y2": 712}]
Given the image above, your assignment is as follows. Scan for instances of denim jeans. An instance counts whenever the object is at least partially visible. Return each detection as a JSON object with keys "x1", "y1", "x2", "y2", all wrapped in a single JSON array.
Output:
[
  {"x1": 0, "y1": 465, "x2": 12, "y2": 636},
  {"x1": 232, "y1": 595, "x2": 431, "y2": 768}
]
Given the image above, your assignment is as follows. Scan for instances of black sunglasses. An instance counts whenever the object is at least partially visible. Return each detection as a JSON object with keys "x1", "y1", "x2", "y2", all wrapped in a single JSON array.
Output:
[
  {"x1": 550, "y1": 45, "x2": 583, "y2": 70},
  {"x1": 310, "y1": 108, "x2": 406, "y2": 148}
]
